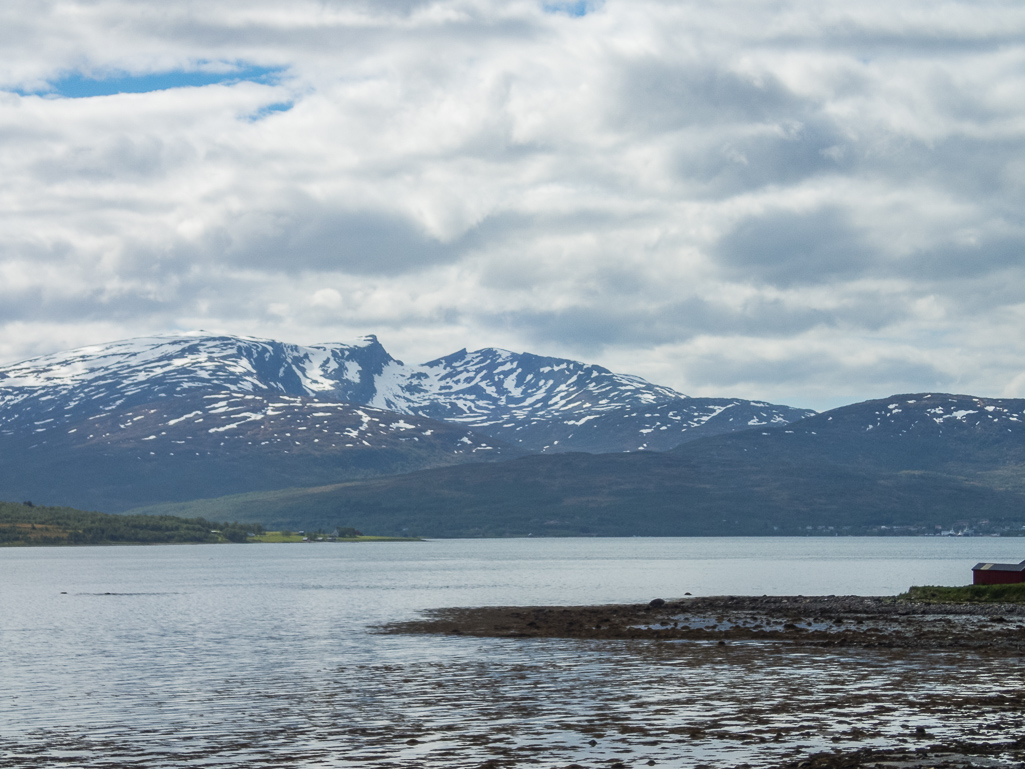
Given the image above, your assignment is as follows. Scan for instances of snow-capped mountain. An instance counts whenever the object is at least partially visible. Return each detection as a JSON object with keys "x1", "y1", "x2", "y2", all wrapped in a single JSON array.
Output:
[
  {"x1": 721, "y1": 392, "x2": 1025, "y2": 446},
  {"x1": 670, "y1": 392, "x2": 1025, "y2": 478},
  {"x1": 370, "y1": 347, "x2": 814, "y2": 452},
  {"x1": 0, "y1": 332, "x2": 814, "y2": 454},
  {"x1": 805, "y1": 392, "x2": 1025, "y2": 438},
  {"x1": 6, "y1": 332, "x2": 1018, "y2": 531},
  {"x1": 0, "y1": 332, "x2": 393, "y2": 430},
  {"x1": 0, "y1": 333, "x2": 511, "y2": 511}
]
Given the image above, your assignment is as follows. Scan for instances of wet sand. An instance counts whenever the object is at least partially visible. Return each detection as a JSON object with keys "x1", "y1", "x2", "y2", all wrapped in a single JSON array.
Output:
[{"x1": 382, "y1": 596, "x2": 1025, "y2": 768}]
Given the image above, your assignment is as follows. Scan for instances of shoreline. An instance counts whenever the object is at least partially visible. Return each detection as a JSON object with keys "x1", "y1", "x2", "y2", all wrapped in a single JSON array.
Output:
[{"x1": 381, "y1": 594, "x2": 1025, "y2": 651}]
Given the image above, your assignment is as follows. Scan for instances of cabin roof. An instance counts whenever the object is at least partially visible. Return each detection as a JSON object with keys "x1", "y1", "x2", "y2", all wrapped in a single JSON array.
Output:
[{"x1": 972, "y1": 560, "x2": 1025, "y2": 573}]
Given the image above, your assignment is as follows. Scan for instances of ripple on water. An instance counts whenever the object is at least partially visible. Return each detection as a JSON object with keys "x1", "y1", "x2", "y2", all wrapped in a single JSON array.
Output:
[
  {"x1": 4, "y1": 638, "x2": 1025, "y2": 768},
  {"x1": 5, "y1": 539, "x2": 1025, "y2": 767}
]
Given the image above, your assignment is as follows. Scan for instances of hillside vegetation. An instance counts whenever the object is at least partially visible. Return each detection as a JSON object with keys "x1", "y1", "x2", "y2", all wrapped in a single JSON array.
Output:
[
  {"x1": 0, "y1": 500, "x2": 262, "y2": 546},
  {"x1": 128, "y1": 450, "x2": 1025, "y2": 538},
  {"x1": 900, "y1": 584, "x2": 1025, "y2": 603}
]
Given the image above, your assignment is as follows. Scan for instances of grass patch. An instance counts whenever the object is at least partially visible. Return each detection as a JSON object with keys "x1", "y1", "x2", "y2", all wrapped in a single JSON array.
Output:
[
  {"x1": 899, "y1": 583, "x2": 1025, "y2": 603},
  {"x1": 0, "y1": 522, "x2": 74, "y2": 544},
  {"x1": 250, "y1": 531, "x2": 305, "y2": 543},
  {"x1": 250, "y1": 531, "x2": 423, "y2": 543}
]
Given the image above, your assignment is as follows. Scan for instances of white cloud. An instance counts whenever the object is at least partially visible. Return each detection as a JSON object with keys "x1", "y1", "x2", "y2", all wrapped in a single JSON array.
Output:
[{"x1": 1, "y1": 0, "x2": 1025, "y2": 410}]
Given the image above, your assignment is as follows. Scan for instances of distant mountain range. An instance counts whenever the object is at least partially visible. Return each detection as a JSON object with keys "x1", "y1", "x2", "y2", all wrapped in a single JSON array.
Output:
[
  {"x1": 0, "y1": 332, "x2": 810, "y2": 512},
  {"x1": 136, "y1": 393, "x2": 1025, "y2": 538},
  {"x1": 6, "y1": 333, "x2": 1022, "y2": 537}
]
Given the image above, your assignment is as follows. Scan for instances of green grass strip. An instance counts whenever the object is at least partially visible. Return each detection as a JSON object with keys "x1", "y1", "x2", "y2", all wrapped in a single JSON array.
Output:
[{"x1": 899, "y1": 583, "x2": 1025, "y2": 603}]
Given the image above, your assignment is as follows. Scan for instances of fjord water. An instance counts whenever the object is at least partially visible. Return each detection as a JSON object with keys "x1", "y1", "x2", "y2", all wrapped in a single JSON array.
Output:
[{"x1": 2, "y1": 537, "x2": 1023, "y2": 768}]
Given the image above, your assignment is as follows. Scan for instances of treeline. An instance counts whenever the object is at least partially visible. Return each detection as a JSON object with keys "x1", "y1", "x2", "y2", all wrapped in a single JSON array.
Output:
[{"x1": 0, "y1": 500, "x2": 264, "y2": 546}]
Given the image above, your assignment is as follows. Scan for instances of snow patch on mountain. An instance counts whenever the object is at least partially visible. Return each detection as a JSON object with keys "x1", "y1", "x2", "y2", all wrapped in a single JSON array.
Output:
[
  {"x1": 0, "y1": 332, "x2": 815, "y2": 453},
  {"x1": 764, "y1": 394, "x2": 1025, "y2": 444}
]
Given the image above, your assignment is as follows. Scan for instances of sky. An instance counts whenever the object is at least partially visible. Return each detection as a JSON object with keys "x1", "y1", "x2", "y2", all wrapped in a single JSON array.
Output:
[{"x1": 1, "y1": 0, "x2": 1024, "y2": 412}]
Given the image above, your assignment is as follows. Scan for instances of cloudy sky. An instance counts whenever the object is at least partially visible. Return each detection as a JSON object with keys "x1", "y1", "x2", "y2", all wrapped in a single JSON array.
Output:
[{"x1": 1, "y1": 0, "x2": 1024, "y2": 411}]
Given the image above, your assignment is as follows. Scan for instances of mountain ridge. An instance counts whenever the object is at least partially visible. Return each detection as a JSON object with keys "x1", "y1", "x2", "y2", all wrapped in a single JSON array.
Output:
[{"x1": 0, "y1": 331, "x2": 814, "y2": 454}]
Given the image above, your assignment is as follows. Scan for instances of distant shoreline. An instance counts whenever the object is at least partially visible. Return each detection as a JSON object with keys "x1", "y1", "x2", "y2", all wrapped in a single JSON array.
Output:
[{"x1": 0, "y1": 536, "x2": 425, "y2": 548}]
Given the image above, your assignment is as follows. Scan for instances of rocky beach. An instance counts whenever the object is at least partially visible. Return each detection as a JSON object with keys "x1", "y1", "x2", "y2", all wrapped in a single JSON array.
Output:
[
  {"x1": 382, "y1": 595, "x2": 1025, "y2": 768},
  {"x1": 383, "y1": 594, "x2": 1025, "y2": 651}
]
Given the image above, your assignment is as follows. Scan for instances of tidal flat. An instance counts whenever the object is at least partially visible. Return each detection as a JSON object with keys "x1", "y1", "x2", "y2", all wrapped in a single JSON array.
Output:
[{"x1": 376, "y1": 596, "x2": 1025, "y2": 768}]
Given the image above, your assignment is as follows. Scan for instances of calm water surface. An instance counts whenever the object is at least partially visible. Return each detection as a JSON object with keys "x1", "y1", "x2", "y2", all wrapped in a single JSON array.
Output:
[{"x1": 2, "y1": 537, "x2": 1023, "y2": 768}]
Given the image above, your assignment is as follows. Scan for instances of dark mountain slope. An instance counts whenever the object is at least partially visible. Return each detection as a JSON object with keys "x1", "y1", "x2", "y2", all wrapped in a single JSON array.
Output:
[
  {"x1": 0, "y1": 391, "x2": 514, "y2": 512},
  {"x1": 675, "y1": 393, "x2": 1025, "y2": 471},
  {"x1": 130, "y1": 393, "x2": 1025, "y2": 536}
]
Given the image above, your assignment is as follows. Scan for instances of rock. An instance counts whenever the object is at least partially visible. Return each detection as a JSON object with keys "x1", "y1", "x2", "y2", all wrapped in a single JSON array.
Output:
[
  {"x1": 648, "y1": 598, "x2": 666, "y2": 607},
  {"x1": 588, "y1": 738, "x2": 598, "y2": 746}
]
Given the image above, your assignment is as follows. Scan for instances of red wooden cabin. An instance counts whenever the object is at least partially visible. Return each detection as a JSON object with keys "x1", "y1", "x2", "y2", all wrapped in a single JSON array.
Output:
[{"x1": 972, "y1": 560, "x2": 1025, "y2": 585}]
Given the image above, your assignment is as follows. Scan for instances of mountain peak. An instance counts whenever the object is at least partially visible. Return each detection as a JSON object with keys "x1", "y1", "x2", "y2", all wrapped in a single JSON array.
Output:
[
  {"x1": 0, "y1": 331, "x2": 820, "y2": 512},
  {"x1": 0, "y1": 332, "x2": 814, "y2": 455}
]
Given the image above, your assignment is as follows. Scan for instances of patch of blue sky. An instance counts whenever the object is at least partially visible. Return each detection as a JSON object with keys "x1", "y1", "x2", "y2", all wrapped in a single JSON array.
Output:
[
  {"x1": 244, "y1": 101, "x2": 295, "y2": 122},
  {"x1": 542, "y1": 1, "x2": 595, "y2": 16},
  {"x1": 24, "y1": 64, "x2": 286, "y2": 98}
]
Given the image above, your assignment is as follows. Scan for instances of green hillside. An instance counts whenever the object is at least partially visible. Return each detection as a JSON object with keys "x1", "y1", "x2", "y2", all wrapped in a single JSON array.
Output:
[
  {"x1": 127, "y1": 448, "x2": 1025, "y2": 538},
  {"x1": 0, "y1": 500, "x2": 263, "y2": 546}
]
